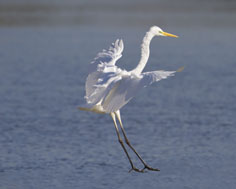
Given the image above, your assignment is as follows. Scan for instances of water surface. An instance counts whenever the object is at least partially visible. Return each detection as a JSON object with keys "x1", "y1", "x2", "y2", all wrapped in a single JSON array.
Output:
[{"x1": 0, "y1": 1, "x2": 236, "y2": 188}]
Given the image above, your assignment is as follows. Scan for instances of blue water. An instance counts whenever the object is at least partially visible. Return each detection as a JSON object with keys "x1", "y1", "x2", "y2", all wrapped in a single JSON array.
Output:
[{"x1": 1, "y1": 1, "x2": 236, "y2": 189}]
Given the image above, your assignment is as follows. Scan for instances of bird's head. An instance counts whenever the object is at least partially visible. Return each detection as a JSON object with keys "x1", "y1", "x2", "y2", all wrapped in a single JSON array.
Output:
[{"x1": 150, "y1": 26, "x2": 178, "y2": 38}]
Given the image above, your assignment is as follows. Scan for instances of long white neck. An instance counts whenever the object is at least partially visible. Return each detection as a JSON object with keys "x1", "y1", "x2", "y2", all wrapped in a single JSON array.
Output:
[{"x1": 132, "y1": 30, "x2": 155, "y2": 75}]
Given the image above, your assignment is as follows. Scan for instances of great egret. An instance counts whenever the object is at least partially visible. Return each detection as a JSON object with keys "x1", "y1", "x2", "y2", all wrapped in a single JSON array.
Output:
[{"x1": 79, "y1": 26, "x2": 182, "y2": 172}]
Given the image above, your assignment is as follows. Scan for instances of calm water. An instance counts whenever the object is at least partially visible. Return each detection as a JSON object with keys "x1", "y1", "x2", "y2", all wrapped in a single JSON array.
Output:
[{"x1": 0, "y1": 1, "x2": 236, "y2": 189}]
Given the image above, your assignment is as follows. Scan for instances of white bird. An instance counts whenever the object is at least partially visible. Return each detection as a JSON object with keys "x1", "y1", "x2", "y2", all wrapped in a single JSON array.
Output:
[{"x1": 79, "y1": 26, "x2": 182, "y2": 172}]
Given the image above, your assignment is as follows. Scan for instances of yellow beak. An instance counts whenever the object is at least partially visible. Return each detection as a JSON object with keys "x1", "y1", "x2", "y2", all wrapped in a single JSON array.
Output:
[{"x1": 161, "y1": 31, "x2": 178, "y2": 38}]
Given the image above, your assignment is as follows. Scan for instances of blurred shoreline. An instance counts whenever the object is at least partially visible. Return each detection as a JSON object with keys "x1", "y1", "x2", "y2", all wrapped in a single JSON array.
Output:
[{"x1": 0, "y1": 1, "x2": 236, "y2": 28}]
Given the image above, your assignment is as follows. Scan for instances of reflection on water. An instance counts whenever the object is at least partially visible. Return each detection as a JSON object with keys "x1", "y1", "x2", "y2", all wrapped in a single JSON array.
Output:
[{"x1": 0, "y1": 0, "x2": 236, "y2": 28}]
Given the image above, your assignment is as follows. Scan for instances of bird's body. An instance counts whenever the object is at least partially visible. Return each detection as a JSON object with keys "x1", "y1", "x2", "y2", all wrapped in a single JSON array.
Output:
[{"x1": 79, "y1": 26, "x2": 181, "y2": 172}]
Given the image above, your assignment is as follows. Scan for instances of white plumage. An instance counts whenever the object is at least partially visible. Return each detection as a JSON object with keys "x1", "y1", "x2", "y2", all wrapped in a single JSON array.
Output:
[{"x1": 79, "y1": 26, "x2": 182, "y2": 172}]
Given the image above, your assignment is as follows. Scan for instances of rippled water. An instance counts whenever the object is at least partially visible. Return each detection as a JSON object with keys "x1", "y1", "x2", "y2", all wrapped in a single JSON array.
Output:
[{"x1": 0, "y1": 1, "x2": 236, "y2": 189}]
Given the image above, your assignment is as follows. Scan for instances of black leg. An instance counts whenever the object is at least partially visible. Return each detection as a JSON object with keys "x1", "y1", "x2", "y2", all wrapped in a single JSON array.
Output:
[
  {"x1": 115, "y1": 111, "x2": 160, "y2": 172},
  {"x1": 110, "y1": 113, "x2": 144, "y2": 173}
]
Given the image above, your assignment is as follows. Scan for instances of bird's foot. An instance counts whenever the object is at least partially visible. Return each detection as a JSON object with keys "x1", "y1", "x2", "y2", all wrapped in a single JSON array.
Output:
[
  {"x1": 129, "y1": 166, "x2": 145, "y2": 173},
  {"x1": 141, "y1": 165, "x2": 160, "y2": 172}
]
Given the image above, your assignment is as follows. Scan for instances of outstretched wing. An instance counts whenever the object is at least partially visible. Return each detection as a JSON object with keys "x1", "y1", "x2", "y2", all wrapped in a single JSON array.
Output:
[
  {"x1": 101, "y1": 70, "x2": 176, "y2": 113},
  {"x1": 85, "y1": 39, "x2": 124, "y2": 105},
  {"x1": 140, "y1": 70, "x2": 176, "y2": 86}
]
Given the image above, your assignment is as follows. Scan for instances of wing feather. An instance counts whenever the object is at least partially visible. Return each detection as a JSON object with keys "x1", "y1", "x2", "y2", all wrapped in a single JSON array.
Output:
[
  {"x1": 140, "y1": 70, "x2": 176, "y2": 86},
  {"x1": 102, "y1": 75, "x2": 140, "y2": 113},
  {"x1": 101, "y1": 70, "x2": 176, "y2": 113},
  {"x1": 84, "y1": 39, "x2": 124, "y2": 105}
]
